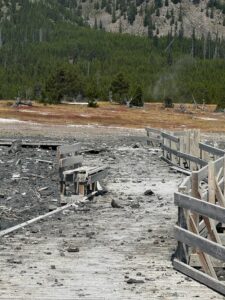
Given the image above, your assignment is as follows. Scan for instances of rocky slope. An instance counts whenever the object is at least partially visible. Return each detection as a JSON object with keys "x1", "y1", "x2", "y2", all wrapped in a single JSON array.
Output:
[{"x1": 84, "y1": 0, "x2": 225, "y2": 38}]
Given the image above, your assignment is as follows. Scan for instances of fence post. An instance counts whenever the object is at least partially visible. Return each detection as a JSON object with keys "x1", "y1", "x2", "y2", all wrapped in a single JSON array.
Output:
[
  {"x1": 208, "y1": 161, "x2": 215, "y2": 204},
  {"x1": 191, "y1": 172, "x2": 199, "y2": 231}
]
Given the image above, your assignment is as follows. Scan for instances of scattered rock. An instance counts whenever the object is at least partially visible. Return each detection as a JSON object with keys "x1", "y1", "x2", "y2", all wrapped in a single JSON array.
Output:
[
  {"x1": 144, "y1": 189, "x2": 155, "y2": 196},
  {"x1": 67, "y1": 246, "x2": 79, "y2": 253},
  {"x1": 126, "y1": 278, "x2": 145, "y2": 284},
  {"x1": 130, "y1": 202, "x2": 140, "y2": 209},
  {"x1": 132, "y1": 143, "x2": 140, "y2": 149},
  {"x1": 7, "y1": 258, "x2": 22, "y2": 264},
  {"x1": 111, "y1": 199, "x2": 123, "y2": 208}
]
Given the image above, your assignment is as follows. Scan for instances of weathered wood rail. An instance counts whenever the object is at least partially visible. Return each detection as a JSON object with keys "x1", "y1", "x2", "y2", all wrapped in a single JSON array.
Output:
[{"x1": 146, "y1": 128, "x2": 225, "y2": 295}]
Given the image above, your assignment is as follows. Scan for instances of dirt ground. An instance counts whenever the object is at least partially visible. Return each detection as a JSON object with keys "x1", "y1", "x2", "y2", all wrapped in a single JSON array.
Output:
[
  {"x1": 0, "y1": 122, "x2": 224, "y2": 299},
  {"x1": 1, "y1": 101, "x2": 225, "y2": 132}
]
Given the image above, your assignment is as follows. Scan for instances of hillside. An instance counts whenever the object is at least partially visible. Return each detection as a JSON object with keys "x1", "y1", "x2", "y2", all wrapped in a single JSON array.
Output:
[
  {"x1": 82, "y1": 0, "x2": 225, "y2": 39},
  {"x1": 0, "y1": 1, "x2": 224, "y2": 105}
]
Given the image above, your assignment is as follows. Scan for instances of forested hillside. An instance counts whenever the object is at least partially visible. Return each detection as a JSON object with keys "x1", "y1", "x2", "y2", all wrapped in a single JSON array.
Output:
[{"x1": 0, "y1": 0, "x2": 225, "y2": 105}]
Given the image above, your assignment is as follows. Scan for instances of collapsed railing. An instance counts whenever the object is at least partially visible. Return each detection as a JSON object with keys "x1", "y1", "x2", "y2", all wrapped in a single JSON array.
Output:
[{"x1": 146, "y1": 127, "x2": 225, "y2": 295}]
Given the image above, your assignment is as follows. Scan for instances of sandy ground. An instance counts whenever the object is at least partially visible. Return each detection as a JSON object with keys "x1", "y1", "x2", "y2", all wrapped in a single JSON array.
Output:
[{"x1": 0, "y1": 122, "x2": 224, "y2": 299}]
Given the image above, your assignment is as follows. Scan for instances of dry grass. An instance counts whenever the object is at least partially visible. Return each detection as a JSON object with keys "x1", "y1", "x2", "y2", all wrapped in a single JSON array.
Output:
[{"x1": 0, "y1": 100, "x2": 224, "y2": 132}]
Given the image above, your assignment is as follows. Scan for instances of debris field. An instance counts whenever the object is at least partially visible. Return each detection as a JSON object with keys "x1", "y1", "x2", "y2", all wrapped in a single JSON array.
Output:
[{"x1": 0, "y1": 130, "x2": 223, "y2": 299}]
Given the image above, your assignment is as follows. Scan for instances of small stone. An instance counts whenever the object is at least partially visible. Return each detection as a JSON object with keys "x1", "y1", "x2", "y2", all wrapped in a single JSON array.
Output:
[
  {"x1": 130, "y1": 202, "x2": 140, "y2": 209},
  {"x1": 50, "y1": 265, "x2": 56, "y2": 269},
  {"x1": 144, "y1": 189, "x2": 155, "y2": 196},
  {"x1": 111, "y1": 199, "x2": 122, "y2": 208},
  {"x1": 67, "y1": 246, "x2": 79, "y2": 253},
  {"x1": 127, "y1": 278, "x2": 144, "y2": 284}
]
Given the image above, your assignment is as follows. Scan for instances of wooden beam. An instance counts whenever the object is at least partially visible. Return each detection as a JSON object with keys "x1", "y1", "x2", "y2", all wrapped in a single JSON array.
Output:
[
  {"x1": 174, "y1": 226, "x2": 225, "y2": 261},
  {"x1": 145, "y1": 128, "x2": 161, "y2": 134},
  {"x1": 173, "y1": 259, "x2": 225, "y2": 296},
  {"x1": 199, "y1": 143, "x2": 225, "y2": 157},
  {"x1": 174, "y1": 193, "x2": 225, "y2": 223},
  {"x1": 59, "y1": 155, "x2": 83, "y2": 168},
  {"x1": 161, "y1": 144, "x2": 207, "y2": 167},
  {"x1": 0, "y1": 202, "x2": 78, "y2": 237},
  {"x1": 161, "y1": 131, "x2": 180, "y2": 143},
  {"x1": 188, "y1": 213, "x2": 217, "y2": 278},
  {"x1": 208, "y1": 161, "x2": 216, "y2": 204},
  {"x1": 57, "y1": 143, "x2": 81, "y2": 157},
  {"x1": 215, "y1": 178, "x2": 225, "y2": 207}
]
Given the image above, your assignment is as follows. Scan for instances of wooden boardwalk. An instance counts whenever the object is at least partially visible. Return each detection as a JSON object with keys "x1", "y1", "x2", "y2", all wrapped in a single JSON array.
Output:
[{"x1": 0, "y1": 142, "x2": 222, "y2": 299}]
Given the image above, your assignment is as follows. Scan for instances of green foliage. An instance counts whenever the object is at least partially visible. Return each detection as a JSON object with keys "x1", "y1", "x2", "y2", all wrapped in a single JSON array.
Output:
[
  {"x1": 88, "y1": 98, "x2": 99, "y2": 107},
  {"x1": 45, "y1": 66, "x2": 84, "y2": 103},
  {"x1": 110, "y1": 73, "x2": 129, "y2": 104},
  {"x1": 128, "y1": 3, "x2": 137, "y2": 24},
  {"x1": 130, "y1": 86, "x2": 144, "y2": 107}
]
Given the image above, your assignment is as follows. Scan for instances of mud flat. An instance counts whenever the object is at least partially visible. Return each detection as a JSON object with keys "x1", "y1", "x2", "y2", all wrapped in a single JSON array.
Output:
[{"x1": 0, "y1": 123, "x2": 223, "y2": 299}]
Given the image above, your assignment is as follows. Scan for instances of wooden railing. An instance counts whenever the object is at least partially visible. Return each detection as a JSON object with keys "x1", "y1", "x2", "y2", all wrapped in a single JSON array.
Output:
[{"x1": 146, "y1": 128, "x2": 225, "y2": 295}]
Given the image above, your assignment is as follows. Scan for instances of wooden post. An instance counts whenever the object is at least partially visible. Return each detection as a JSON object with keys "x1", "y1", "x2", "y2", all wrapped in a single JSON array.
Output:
[
  {"x1": 208, "y1": 161, "x2": 215, "y2": 204},
  {"x1": 191, "y1": 172, "x2": 200, "y2": 232},
  {"x1": 179, "y1": 136, "x2": 184, "y2": 168},
  {"x1": 146, "y1": 130, "x2": 150, "y2": 146},
  {"x1": 224, "y1": 155, "x2": 225, "y2": 197},
  {"x1": 176, "y1": 207, "x2": 188, "y2": 264}
]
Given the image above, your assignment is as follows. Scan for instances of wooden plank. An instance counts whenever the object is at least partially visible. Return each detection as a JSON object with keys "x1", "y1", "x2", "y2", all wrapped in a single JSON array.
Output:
[
  {"x1": 0, "y1": 202, "x2": 78, "y2": 237},
  {"x1": 215, "y1": 178, "x2": 225, "y2": 207},
  {"x1": 173, "y1": 259, "x2": 225, "y2": 296},
  {"x1": 191, "y1": 172, "x2": 200, "y2": 231},
  {"x1": 145, "y1": 128, "x2": 161, "y2": 134},
  {"x1": 224, "y1": 155, "x2": 225, "y2": 198},
  {"x1": 174, "y1": 226, "x2": 225, "y2": 261},
  {"x1": 170, "y1": 166, "x2": 191, "y2": 176},
  {"x1": 174, "y1": 192, "x2": 225, "y2": 223},
  {"x1": 58, "y1": 143, "x2": 81, "y2": 156},
  {"x1": 188, "y1": 210, "x2": 217, "y2": 278},
  {"x1": 208, "y1": 161, "x2": 216, "y2": 204},
  {"x1": 190, "y1": 253, "x2": 225, "y2": 268},
  {"x1": 59, "y1": 155, "x2": 83, "y2": 168},
  {"x1": 87, "y1": 169, "x2": 108, "y2": 183},
  {"x1": 179, "y1": 175, "x2": 192, "y2": 191},
  {"x1": 199, "y1": 143, "x2": 225, "y2": 157},
  {"x1": 161, "y1": 144, "x2": 207, "y2": 167},
  {"x1": 161, "y1": 131, "x2": 180, "y2": 143}
]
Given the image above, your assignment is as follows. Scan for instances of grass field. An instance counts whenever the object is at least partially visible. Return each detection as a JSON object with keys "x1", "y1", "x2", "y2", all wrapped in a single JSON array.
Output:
[{"x1": 0, "y1": 101, "x2": 223, "y2": 132}]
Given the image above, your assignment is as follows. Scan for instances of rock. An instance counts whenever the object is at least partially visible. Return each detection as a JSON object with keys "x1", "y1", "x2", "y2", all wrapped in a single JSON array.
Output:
[
  {"x1": 86, "y1": 232, "x2": 95, "y2": 238},
  {"x1": 67, "y1": 246, "x2": 79, "y2": 253},
  {"x1": 132, "y1": 143, "x2": 140, "y2": 149},
  {"x1": 130, "y1": 202, "x2": 140, "y2": 209},
  {"x1": 50, "y1": 265, "x2": 56, "y2": 269},
  {"x1": 111, "y1": 199, "x2": 123, "y2": 208},
  {"x1": 7, "y1": 258, "x2": 22, "y2": 264},
  {"x1": 126, "y1": 278, "x2": 145, "y2": 284},
  {"x1": 144, "y1": 189, "x2": 155, "y2": 196}
]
